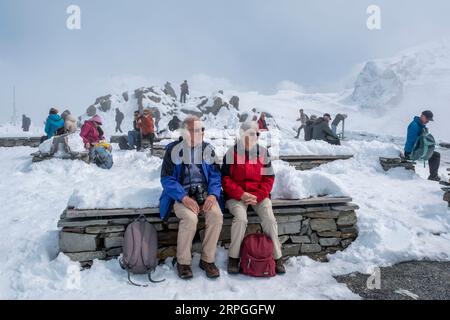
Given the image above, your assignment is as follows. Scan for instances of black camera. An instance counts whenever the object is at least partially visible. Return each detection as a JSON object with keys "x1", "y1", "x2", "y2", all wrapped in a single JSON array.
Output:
[{"x1": 189, "y1": 185, "x2": 206, "y2": 205}]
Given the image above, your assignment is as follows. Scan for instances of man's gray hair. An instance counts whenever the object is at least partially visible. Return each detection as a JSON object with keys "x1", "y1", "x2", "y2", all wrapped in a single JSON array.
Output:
[{"x1": 182, "y1": 116, "x2": 201, "y2": 129}]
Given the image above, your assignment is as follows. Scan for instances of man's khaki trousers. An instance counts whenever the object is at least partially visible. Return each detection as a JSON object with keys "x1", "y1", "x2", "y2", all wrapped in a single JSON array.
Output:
[{"x1": 173, "y1": 201, "x2": 223, "y2": 265}]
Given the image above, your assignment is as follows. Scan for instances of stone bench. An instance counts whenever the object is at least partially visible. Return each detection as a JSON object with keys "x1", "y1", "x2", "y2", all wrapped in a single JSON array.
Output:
[
  {"x1": 278, "y1": 155, "x2": 353, "y2": 171},
  {"x1": 379, "y1": 157, "x2": 415, "y2": 172},
  {"x1": 444, "y1": 169, "x2": 450, "y2": 207},
  {"x1": 0, "y1": 137, "x2": 41, "y2": 148},
  {"x1": 57, "y1": 196, "x2": 359, "y2": 266}
]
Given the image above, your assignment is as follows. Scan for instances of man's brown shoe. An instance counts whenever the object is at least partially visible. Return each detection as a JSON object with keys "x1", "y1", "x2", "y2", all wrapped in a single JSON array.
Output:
[
  {"x1": 275, "y1": 259, "x2": 286, "y2": 275},
  {"x1": 177, "y1": 263, "x2": 193, "y2": 279},
  {"x1": 199, "y1": 260, "x2": 220, "y2": 278},
  {"x1": 227, "y1": 257, "x2": 240, "y2": 275}
]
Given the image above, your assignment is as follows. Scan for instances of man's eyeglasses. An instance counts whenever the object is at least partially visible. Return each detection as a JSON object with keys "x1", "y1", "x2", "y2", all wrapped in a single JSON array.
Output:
[{"x1": 187, "y1": 127, "x2": 205, "y2": 134}]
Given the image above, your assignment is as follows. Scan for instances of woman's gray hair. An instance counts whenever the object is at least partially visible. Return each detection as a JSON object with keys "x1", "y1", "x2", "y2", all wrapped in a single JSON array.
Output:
[
  {"x1": 240, "y1": 121, "x2": 259, "y2": 133},
  {"x1": 239, "y1": 121, "x2": 259, "y2": 141}
]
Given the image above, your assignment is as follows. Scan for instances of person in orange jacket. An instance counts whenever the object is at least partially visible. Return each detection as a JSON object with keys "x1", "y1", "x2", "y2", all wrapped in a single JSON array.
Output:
[{"x1": 136, "y1": 108, "x2": 155, "y2": 151}]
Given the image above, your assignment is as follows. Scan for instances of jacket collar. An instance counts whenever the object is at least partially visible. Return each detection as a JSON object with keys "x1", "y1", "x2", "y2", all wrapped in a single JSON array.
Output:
[{"x1": 414, "y1": 116, "x2": 426, "y2": 128}]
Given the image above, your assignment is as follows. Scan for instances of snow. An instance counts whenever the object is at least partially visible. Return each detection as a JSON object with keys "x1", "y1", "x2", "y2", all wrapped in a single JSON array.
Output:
[
  {"x1": 1, "y1": 40, "x2": 450, "y2": 299},
  {"x1": 0, "y1": 135, "x2": 449, "y2": 299},
  {"x1": 67, "y1": 151, "x2": 163, "y2": 209},
  {"x1": 0, "y1": 123, "x2": 43, "y2": 137}
]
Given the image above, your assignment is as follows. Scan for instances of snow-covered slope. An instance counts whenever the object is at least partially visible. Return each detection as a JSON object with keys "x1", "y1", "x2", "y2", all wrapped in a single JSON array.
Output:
[{"x1": 0, "y1": 139, "x2": 448, "y2": 299}]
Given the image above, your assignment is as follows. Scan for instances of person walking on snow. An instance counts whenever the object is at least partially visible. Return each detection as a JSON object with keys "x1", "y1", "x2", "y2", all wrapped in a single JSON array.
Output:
[
  {"x1": 331, "y1": 113, "x2": 348, "y2": 135},
  {"x1": 295, "y1": 108, "x2": 309, "y2": 139},
  {"x1": 22, "y1": 114, "x2": 31, "y2": 132},
  {"x1": 115, "y1": 108, "x2": 124, "y2": 133},
  {"x1": 180, "y1": 80, "x2": 189, "y2": 103}
]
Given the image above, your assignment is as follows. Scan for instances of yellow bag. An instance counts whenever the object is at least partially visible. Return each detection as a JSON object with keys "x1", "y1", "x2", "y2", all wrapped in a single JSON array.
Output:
[{"x1": 95, "y1": 140, "x2": 111, "y2": 150}]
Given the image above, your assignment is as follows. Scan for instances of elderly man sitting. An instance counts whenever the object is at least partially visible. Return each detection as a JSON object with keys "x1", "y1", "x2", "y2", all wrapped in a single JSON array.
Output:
[
  {"x1": 221, "y1": 121, "x2": 285, "y2": 275},
  {"x1": 159, "y1": 116, "x2": 223, "y2": 279}
]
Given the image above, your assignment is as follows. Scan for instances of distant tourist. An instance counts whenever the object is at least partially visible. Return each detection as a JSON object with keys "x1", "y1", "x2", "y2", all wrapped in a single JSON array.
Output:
[
  {"x1": 126, "y1": 111, "x2": 141, "y2": 150},
  {"x1": 21, "y1": 114, "x2": 31, "y2": 132},
  {"x1": 136, "y1": 108, "x2": 155, "y2": 151},
  {"x1": 304, "y1": 115, "x2": 317, "y2": 141},
  {"x1": 180, "y1": 80, "x2": 189, "y2": 103},
  {"x1": 312, "y1": 113, "x2": 340, "y2": 145},
  {"x1": 168, "y1": 115, "x2": 182, "y2": 132},
  {"x1": 61, "y1": 109, "x2": 71, "y2": 121},
  {"x1": 331, "y1": 113, "x2": 348, "y2": 135},
  {"x1": 404, "y1": 110, "x2": 440, "y2": 181},
  {"x1": 115, "y1": 108, "x2": 124, "y2": 133},
  {"x1": 43, "y1": 108, "x2": 65, "y2": 141},
  {"x1": 257, "y1": 112, "x2": 268, "y2": 131},
  {"x1": 64, "y1": 115, "x2": 78, "y2": 134},
  {"x1": 80, "y1": 115, "x2": 105, "y2": 150},
  {"x1": 295, "y1": 108, "x2": 309, "y2": 139}
]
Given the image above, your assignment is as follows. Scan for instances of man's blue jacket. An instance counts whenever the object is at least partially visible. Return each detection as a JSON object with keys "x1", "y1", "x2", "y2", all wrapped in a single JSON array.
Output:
[{"x1": 159, "y1": 138, "x2": 223, "y2": 220}]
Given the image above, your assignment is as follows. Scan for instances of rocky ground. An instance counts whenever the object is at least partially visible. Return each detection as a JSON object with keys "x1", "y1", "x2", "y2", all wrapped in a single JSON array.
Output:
[{"x1": 335, "y1": 261, "x2": 450, "y2": 300}]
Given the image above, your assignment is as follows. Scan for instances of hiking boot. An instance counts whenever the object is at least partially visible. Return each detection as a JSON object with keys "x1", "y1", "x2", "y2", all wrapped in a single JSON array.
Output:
[
  {"x1": 199, "y1": 260, "x2": 220, "y2": 278},
  {"x1": 428, "y1": 175, "x2": 441, "y2": 182},
  {"x1": 275, "y1": 259, "x2": 286, "y2": 275},
  {"x1": 227, "y1": 257, "x2": 240, "y2": 275},
  {"x1": 177, "y1": 263, "x2": 193, "y2": 280}
]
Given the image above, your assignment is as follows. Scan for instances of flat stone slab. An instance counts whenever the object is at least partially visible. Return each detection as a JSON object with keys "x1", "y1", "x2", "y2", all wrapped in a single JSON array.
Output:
[
  {"x1": 64, "y1": 251, "x2": 106, "y2": 262},
  {"x1": 279, "y1": 155, "x2": 353, "y2": 161},
  {"x1": 310, "y1": 219, "x2": 337, "y2": 232},
  {"x1": 59, "y1": 232, "x2": 98, "y2": 252},
  {"x1": 0, "y1": 137, "x2": 41, "y2": 147},
  {"x1": 64, "y1": 196, "x2": 353, "y2": 219}
]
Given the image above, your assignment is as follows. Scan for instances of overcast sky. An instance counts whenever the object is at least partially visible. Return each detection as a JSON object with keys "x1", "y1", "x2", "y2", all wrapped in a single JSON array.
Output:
[{"x1": 1, "y1": 0, "x2": 450, "y2": 124}]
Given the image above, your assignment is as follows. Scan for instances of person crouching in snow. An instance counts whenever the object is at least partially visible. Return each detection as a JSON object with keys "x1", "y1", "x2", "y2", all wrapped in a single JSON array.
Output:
[
  {"x1": 159, "y1": 116, "x2": 223, "y2": 279},
  {"x1": 222, "y1": 121, "x2": 285, "y2": 275},
  {"x1": 80, "y1": 115, "x2": 105, "y2": 150}
]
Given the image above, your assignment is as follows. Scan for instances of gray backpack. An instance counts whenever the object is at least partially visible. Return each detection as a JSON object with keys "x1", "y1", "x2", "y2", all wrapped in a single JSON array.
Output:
[{"x1": 119, "y1": 215, "x2": 165, "y2": 286}]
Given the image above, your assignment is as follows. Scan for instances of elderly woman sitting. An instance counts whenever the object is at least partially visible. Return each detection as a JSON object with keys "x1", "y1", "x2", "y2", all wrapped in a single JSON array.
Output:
[{"x1": 221, "y1": 121, "x2": 285, "y2": 275}]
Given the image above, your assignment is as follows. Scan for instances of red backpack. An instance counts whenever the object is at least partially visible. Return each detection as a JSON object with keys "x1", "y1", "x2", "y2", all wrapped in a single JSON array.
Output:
[{"x1": 240, "y1": 233, "x2": 276, "y2": 277}]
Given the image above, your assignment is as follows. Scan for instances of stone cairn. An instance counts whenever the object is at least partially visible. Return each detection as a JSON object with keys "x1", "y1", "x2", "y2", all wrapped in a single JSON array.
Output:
[
  {"x1": 379, "y1": 157, "x2": 415, "y2": 172},
  {"x1": 443, "y1": 168, "x2": 450, "y2": 207},
  {"x1": 0, "y1": 137, "x2": 41, "y2": 148},
  {"x1": 58, "y1": 197, "x2": 359, "y2": 267}
]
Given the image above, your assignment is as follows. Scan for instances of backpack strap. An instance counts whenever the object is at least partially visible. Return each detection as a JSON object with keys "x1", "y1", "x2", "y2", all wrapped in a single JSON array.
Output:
[
  {"x1": 127, "y1": 270, "x2": 149, "y2": 287},
  {"x1": 148, "y1": 272, "x2": 165, "y2": 283}
]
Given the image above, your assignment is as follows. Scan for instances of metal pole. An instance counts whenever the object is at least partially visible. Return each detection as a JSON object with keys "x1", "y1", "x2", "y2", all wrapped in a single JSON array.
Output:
[{"x1": 12, "y1": 85, "x2": 17, "y2": 124}]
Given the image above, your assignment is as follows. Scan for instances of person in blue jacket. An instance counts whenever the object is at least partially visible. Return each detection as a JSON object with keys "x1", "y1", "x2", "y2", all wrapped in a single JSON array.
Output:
[
  {"x1": 160, "y1": 116, "x2": 223, "y2": 280},
  {"x1": 44, "y1": 108, "x2": 65, "y2": 139},
  {"x1": 404, "y1": 110, "x2": 440, "y2": 181}
]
